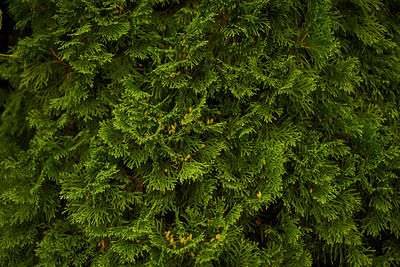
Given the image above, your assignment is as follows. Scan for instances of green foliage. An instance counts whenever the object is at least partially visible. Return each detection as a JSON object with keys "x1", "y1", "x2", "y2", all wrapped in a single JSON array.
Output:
[{"x1": 0, "y1": 0, "x2": 399, "y2": 266}]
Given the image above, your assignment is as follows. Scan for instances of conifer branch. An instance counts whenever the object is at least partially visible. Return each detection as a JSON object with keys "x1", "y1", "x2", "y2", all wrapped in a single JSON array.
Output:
[
  {"x1": 0, "y1": 1, "x2": 398, "y2": 265},
  {"x1": 0, "y1": 53, "x2": 21, "y2": 58}
]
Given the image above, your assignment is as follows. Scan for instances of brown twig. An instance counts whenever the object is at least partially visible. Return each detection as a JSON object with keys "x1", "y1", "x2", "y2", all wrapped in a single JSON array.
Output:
[
  {"x1": 63, "y1": 71, "x2": 73, "y2": 80},
  {"x1": 50, "y1": 47, "x2": 74, "y2": 71},
  {"x1": 290, "y1": 28, "x2": 309, "y2": 53},
  {"x1": 221, "y1": 8, "x2": 229, "y2": 26},
  {"x1": 120, "y1": 167, "x2": 134, "y2": 180},
  {"x1": 116, "y1": 4, "x2": 126, "y2": 15},
  {"x1": 160, "y1": 5, "x2": 172, "y2": 14},
  {"x1": 300, "y1": 33, "x2": 308, "y2": 44},
  {"x1": 365, "y1": 154, "x2": 370, "y2": 164},
  {"x1": 56, "y1": 71, "x2": 75, "y2": 85},
  {"x1": 38, "y1": 4, "x2": 46, "y2": 11}
]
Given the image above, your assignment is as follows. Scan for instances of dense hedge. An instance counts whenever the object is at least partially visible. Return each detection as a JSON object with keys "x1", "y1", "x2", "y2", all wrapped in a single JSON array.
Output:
[{"x1": 0, "y1": 0, "x2": 399, "y2": 266}]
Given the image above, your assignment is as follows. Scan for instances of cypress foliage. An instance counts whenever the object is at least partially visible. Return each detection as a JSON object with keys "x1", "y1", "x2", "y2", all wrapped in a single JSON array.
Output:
[{"x1": 0, "y1": 0, "x2": 399, "y2": 266}]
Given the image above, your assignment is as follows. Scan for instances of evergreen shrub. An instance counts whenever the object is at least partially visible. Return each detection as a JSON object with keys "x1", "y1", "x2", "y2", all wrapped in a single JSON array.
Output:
[{"x1": 0, "y1": 0, "x2": 399, "y2": 266}]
